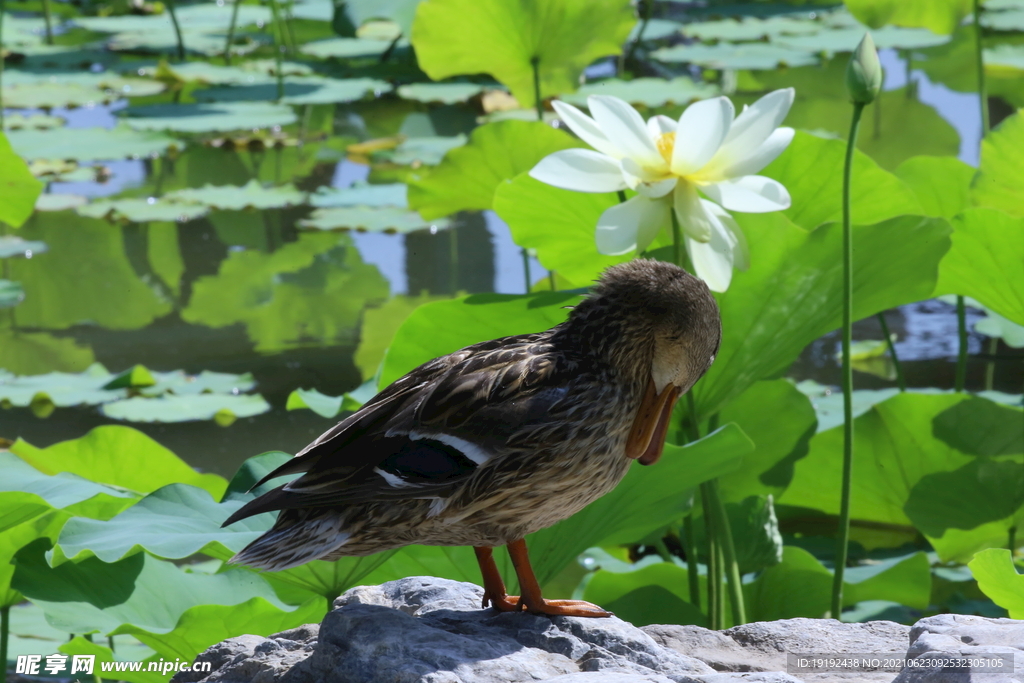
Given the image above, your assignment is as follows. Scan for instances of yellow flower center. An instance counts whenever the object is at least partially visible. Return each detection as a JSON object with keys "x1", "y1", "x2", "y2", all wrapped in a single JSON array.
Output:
[{"x1": 656, "y1": 132, "x2": 676, "y2": 166}]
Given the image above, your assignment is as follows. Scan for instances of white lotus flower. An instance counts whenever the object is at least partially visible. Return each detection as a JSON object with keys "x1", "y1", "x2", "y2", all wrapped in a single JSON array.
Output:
[{"x1": 529, "y1": 89, "x2": 796, "y2": 292}]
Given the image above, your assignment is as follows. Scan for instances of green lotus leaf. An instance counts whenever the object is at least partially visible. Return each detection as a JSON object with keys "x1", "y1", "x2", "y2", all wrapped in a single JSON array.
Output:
[
  {"x1": 299, "y1": 37, "x2": 398, "y2": 59},
  {"x1": 397, "y1": 83, "x2": 488, "y2": 104},
  {"x1": 716, "y1": 380, "x2": 817, "y2": 503},
  {"x1": 388, "y1": 134, "x2": 466, "y2": 166},
  {"x1": 379, "y1": 290, "x2": 577, "y2": 387},
  {"x1": 905, "y1": 457, "x2": 1024, "y2": 538},
  {"x1": 11, "y1": 425, "x2": 227, "y2": 498},
  {"x1": 411, "y1": 0, "x2": 635, "y2": 107},
  {"x1": 969, "y1": 548, "x2": 1024, "y2": 618},
  {"x1": 0, "y1": 456, "x2": 137, "y2": 535},
  {"x1": 894, "y1": 155, "x2": 975, "y2": 220},
  {"x1": 976, "y1": 307, "x2": 1024, "y2": 348},
  {"x1": 2, "y1": 514, "x2": 70, "y2": 613},
  {"x1": 775, "y1": 25, "x2": 949, "y2": 53},
  {"x1": 0, "y1": 236, "x2": 47, "y2": 258},
  {"x1": 408, "y1": 120, "x2": 583, "y2": 220},
  {"x1": 652, "y1": 42, "x2": 818, "y2": 70},
  {"x1": 683, "y1": 15, "x2": 822, "y2": 42},
  {"x1": 0, "y1": 280, "x2": 24, "y2": 308},
  {"x1": 355, "y1": 293, "x2": 444, "y2": 380},
  {"x1": 78, "y1": 198, "x2": 210, "y2": 224},
  {"x1": 2, "y1": 113, "x2": 65, "y2": 131},
  {"x1": 286, "y1": 387, "x2": 347, "y2": 418},
  {"x1": 762, "y1": 131, "x2": 923, "y2": 229},
  {"x1": 0, "y1": 330, "x2": 95, "y2": 376},
  {"x1": 936, "y1": 208, "x2": 1024, "y2": 325},
  {"x1": 843, "y1": 0, "x2": 970, "y2": 34},
  {"x1": 6, "y1": 124, "x2": 179, "y2": 162},
  {"x1": 194, "y1": 77, "x2": 392, "y2": 106},
  {"x1": 932, "y1": 395, "x2": 1024, "y2": 456},
  {"x1": 298, "y1": 207, "x2": 449, "y2": 233},
  {"x1": 971, "y1": 110, "x2": 1024, "y2": 217},
  {"x1": 583, "y1": 561, "x2": 707, "y2": 627},
  {"x1": 493, "y1": 173, "x2": 628, "y2": 287},
  {"x1": 310, "y1": 182, "x2": 407, "y2": 208},
  {"x1": 559, "y1": 77, "x2": 720, "y2": 108},
  {"x1": 12, "y1": 539, "x2": 324, "y2": 661},
  {"x1": 693, "y1": 213, "x2": 950, "y2": 419},
  {"x1": 0, "y1": 132, "x2": 43, "y2": 228},
  {"x1": 123, "y1": 102, "x2": 297, "y2": 133},
  {"x1": 100, "y1": 393, "x2": 272, "y2": 424},
  {"x1": 58, "y1": 638, "x2": 162, "y2": 683},
  {"x1": 167, "y1": 180, "x2": 306, "y2": 210},
  {"x1": 103, "y1": 365, "x2": 157, "y2": 390}
]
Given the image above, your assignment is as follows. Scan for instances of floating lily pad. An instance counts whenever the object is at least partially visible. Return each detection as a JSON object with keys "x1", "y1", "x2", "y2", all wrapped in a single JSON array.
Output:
[
  {"x1": 683, "y1": 15, "x2": 822, "y2": 42},
  {"x1": 7, "y1": 124, "x2": 180, "y2": 161},
  {"x1": 387, "y1": 134, "x2": 467, "y2": 166},
  {"x1": 122, "y1": 101, "x2": 297, "y2": 133},
  {"x1": 1, "y1": 83, "x2": 117, "y2": 110},
  {"x1": 345, "y1": 0, "x2": 422, "y2": 35},
  {"x1": 774, "y1": 25, "x2": 949, "y2": 53},
  {"x1": 300, "y1": 37, "x2": 398, "y2": 59},
  {"x1": 560, "y1": 77, "x2": 720, "y2": 108},
  {"x1": 168, "y1": 180, "x2": 306, "y2": 210},
  {"x1": 105, "y1": 27, "x2": 261, "y2": 56},
  {"x1": 194, "y1": 76, "x2": 392, "y2": 105},
  {"x1": 652, "y1": 42, "x2": 818, "y2": 69},
  {"x1": 396, "y1": 82, "x2": 488, "y2": 104},
  {"x1": 150, "y1": 60, "x2": 311, "y2": 85},
  {"x1": 982, "y1": 7, "x2": 1024, "y2": 31},
  {"x1": 310, "y1": 182, "x2": 407, "y2": 208},
  {"x1": 298, "y1": 207, "x2": 450, "y2": 233},
  {"x1": 1, "y1": 14, "x2": 47, "y2": 47},
  {"x1": 78, "y1": 198, "x2": 210, "y2": 224},
  {"x1": 35, "y1": 194, "x2": 88, "y2": 212},
  {"x1": 100, "y1": 394, "x2": 271, "y2": 424},
  {"x1": 74, "y1": 4, "x2": 272, "y2": 33},
  {"x1": 0, "y1": 280, "x2": 25, "y2": 308},
  {"x1": 2, "y1": 113, "x2": 65, "y2": 131},
  {"x1": 985, "y1": 44, "x2": 1024, "y2": 71},
  {"x1": 628, "y1": 18, "x2": 682, "y2": 42},
  {"x1": 0, "y1": 236, "x2": 47, "y2": 258}
]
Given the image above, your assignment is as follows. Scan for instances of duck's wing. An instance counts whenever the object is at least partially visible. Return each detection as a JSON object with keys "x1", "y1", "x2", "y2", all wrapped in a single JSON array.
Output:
[{"x1": 223, "y1": 332, "x2": 577, "y2": 525}]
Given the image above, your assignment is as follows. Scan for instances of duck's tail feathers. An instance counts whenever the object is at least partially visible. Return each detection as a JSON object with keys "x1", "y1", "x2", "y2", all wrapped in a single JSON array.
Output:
[{"x1": 229, "y1": 509, "x2": 351, "y2": 571}]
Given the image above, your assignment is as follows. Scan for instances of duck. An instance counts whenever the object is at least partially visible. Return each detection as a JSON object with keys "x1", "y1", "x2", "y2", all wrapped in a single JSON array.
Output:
[{"x1": 224, "y1": 259, "x2": 722, "y2": 617}]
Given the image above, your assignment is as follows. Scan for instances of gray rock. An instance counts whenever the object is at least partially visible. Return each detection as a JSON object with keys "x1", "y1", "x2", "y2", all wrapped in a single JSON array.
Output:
[
  {"x1": 891, "y1": 614, "x2": 1023, "y2": 683},
  {"x1": 646, "y1": 618, "x2": 910, "y2": 683},
  {"x1": 176, "y1": 577, "x2": 1023, "y2": 683}
]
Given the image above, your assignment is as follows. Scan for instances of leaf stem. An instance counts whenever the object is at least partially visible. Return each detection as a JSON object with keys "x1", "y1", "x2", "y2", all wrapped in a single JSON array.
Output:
[
  {"x1": 1009, "y1": 525, "x2": 1017, "y2": 554},
  {"x1": 974, "y1": 0, "x2": 990, "y2": 137},
  {"x1": 956, "y1": 295, "x2": 968, "y2": 392},
  {"x1": 267, "y1": 0, "x2": 286, "y2": 101},
  {"x1": 521, "y1": 247, "x2": 531, "y2": 294},
  {"x1": 224, "y1": 0, "x2": 242, "y2": 65},
  {"x1": 623, "y1": 0, "x2": 652, "y2": 67},
  {"x1": 164, "y1": 0, "x2": 186, "y2": 62},
  {"x1": 1, "y1": 604, "x2": 8, "y2": 683},
  {"x1": 449, "y1": 227, "x2": 458, "y2": 294},
  {"x1": 832, "y1": 100, "x2": 865, "y2": 620},
  {"x1": 876, "y1": 312, "x2": 906, "y2": 391},
  {"x1": 984, "y1": 337, "x2": 997, "y2": 391},
  {"x1": 530, "y1": 56, "x2": 543, "y2": 122},
  {"x1": 700, "y1": 484, "x2": 720, "y2": 629},
  {"x1": 41, "y1": 0, "x2": 53, "y2": 45},
  {"x1": 707, "y1": 479, "x2": 745, "y2": 625},
  {"x1": 682, "y1": 513, "x2": 701, "y2": 609},
  {"x1": 671, "y1": 207, "x2": 682, "y2": 268}
]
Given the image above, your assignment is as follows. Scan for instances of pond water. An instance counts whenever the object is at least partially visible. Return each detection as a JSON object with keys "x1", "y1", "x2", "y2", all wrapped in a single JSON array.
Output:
[{"x1": 2, "y1": 11, "x2": 1022, "y2": 478}]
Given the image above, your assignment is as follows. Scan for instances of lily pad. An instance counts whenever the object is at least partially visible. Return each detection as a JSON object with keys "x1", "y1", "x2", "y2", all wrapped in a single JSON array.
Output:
[
  {"x1": 168, "y1": 180, "x2": 306, "y2": 210},
  {"x1": 2, "y1": 113, "x2": 65, "y2": 130},
  {"x1": 981, "y1": 6, "x2": 1024, "y2": 30},
  {"x1": 195, "y1": 77, "x2": 392, "y2": 105},
  {"x1": 0, "y1": 280, "x2": 26, "y2": 308},
  {"x1": 388, "y1": 135, "x2": 466, "y2": 166},
  {"x1": 411, "y1": 0, "x2": 636, "y2": 107},
  {"x1": 73, "y1": 4, "x2": 272, "y2": 33},
  {"x1": 0, "y1": 236, "x2": 47, "y2": 258},
  {"x1": 122, "y1": 102, "x2": 297, "y2": 133},
  {"x1": 100, "y1": 393, "x2": 271, "y2": 424},
  {"x1": 628, "y1": 18, "x2": 682, "y2": 42},
  {"x1": 396, "y1": 82, "x2": 488, "y2": 104},
  {"x1": 683, "y1": 15, "x2": 822, "y2": 42},
  {"x1": 559, "y1": 77, "x2": 721, "y2": 108},
  {"x1": 774, "y1": 25, "x2": 950, "y2": 53},
  {"x1": 6, "y1": 124, "x2": 179, "y2": 161},
  {"x1": 652, "y1": 42, "x2": 818, "y2": 69},
  {"x1": 35, "y1": 194, "x2": 89, "y2": 212},
  {"x1": 78, "y1": 198, "x2": 210, "y2": 223},
  {"x1": 310, "y1": 182, "x2": 407, "y2": 208},
  {"x1": 844, "y1": 0, "x2": 970, "y2": 35},
  {"x1": 343, "y1": 0, "x2": 422, "y2": 35},
  {"x1": 894, "y1": 155, "x2": 975, "y2": 220},
  {"x1": 299, "y1": 37, "x2": 397, "y2": 59},
  {"x1": 298, "y1": 207, "x2": 449, "y2": 233}
]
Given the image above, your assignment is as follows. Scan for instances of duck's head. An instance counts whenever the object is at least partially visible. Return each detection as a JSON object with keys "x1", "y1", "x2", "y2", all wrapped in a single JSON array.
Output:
[{"x1": 567, "y1": 259, "x2": 721, "y2": 465}]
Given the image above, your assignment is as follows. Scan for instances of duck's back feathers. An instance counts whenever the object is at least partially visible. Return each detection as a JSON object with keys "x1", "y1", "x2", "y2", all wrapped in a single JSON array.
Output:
[{"x1": 223, "y1": 331, "x2": 584, "y2": 527}]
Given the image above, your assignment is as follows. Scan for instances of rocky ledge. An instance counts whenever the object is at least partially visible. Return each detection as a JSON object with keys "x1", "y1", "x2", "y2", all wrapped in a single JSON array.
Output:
[{"x1": 174, "y1": 577, "x2": 1023, "y2": 683}]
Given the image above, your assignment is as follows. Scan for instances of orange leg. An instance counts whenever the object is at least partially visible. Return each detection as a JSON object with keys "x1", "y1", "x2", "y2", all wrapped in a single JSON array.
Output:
[{"x1": 474, "y1": 540, "x2": 611, "y2": 617}]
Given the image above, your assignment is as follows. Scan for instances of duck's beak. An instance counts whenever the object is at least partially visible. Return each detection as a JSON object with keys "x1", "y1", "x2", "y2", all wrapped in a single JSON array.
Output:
[{"x1": 625, "y1": 377, "x2": 682, "y2": 466}]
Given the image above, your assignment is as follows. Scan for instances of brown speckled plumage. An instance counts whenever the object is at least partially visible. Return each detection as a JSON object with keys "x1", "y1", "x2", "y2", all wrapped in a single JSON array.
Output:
[{"x1": 225, "y1": 260, "x2": 721, "y2": 599}]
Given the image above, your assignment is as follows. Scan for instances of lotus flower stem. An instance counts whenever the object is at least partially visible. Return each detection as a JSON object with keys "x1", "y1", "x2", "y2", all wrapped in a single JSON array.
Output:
[
  {"x1": 530, "y1": 56, "x2": 543, "y2": 122},
  {"x1": 700, "y1": 484, "x2": 720, "y2": 629},
  {"x1": 955, "y1": 296, "x2": 969, "y2": 391},
  {"x1": 623, "y1": 0, "x2": 653, "y2": 67},
  {"x1": 984, "y1": 337, "x2": 997, "y2": 391},
  {"x1": 267, "y1": 0, "x2": 286, "y2": 101},
  {"x1": 40, "y1": 0, "x2": 53, "y2": 45},
  {"x1": 707, "y1": 479, "x2": 745, "y2": 625},
  {"x1": 682, "y1": 513, "x2": 701, "y2": 608},
  {"x1": 224, "y1": 0, "x2": 242, "y2": 65},
  {"x1": 164, "y1": 0, "x2": 186, "y2": 61},
  {"x1": 548, "y1": 271, "x2": 557, "y2": 291},
  {"x1": 832, "y1": 100, "x2": 866, "y2": 619},
  {"x1": 1, "y1": 605, "x2": 8, "y2": 683},
  {"x1": 876, "y1": 312, "x2": 906, "y2": 391},
  {"x1": 521, "y1": 247, "x2": 531, "y2": 293},
  {"x1": 283, "y1": 0, "x2": 298, "y2": 55},
  {"x1": 671, "y1": 208, "x2": 682, "y2": 270}
]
